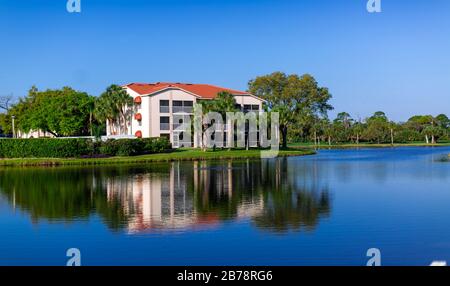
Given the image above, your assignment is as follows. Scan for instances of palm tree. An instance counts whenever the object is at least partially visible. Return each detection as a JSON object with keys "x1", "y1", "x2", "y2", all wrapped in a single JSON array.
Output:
[
  {"x1": 85, "y1": 96, "x2": 96, "y2": 136},
  {"x1": 95, "y1": 85, "x2": 133, "y2": 135},
  {"x1": 212, "y1": 92, "x2": 239, "y2": 149},
  {"x1": 195, "y1": 92, "x2": 239, "y2": 151},
  {"x1": 94, "y1": 95, "x2": 116, "y2": 135}
]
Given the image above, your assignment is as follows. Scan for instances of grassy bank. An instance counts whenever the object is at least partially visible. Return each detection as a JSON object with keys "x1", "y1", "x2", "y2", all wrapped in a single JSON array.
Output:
[
  {"x1": 0, "y1": 148, "x2": 315, "y2": 167},
  {"x1": 289, "y1": 142, "x2": 450, "y2": 149}
]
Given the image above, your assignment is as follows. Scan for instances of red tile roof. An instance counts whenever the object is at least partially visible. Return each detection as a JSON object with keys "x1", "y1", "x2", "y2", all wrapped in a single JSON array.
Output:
[{"x1": 124, "y1": 82, "x2": 251, "y2": 99}]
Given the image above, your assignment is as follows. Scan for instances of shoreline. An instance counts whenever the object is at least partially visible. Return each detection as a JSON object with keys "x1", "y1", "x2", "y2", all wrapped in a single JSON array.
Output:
[
  {"x1": 289, "y1": 143, "x2": 450, "y2": 149},
  {"x1": 0, "y1": 148, "x2": 315, "y2": 167},
  {"x1": 2, "y1": 144, "x2": 450, "y2": 167}
]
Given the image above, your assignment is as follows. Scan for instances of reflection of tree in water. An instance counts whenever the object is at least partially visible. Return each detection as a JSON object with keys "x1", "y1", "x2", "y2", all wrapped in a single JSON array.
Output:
[
  {"x1": 0, "y1": 165, "x2": 169, "y2": 229},
  {"x1": 0, "y1": 168, "x2": 95, "y2": 222},
  {"x1": 252, "y1": 158, "x2": 331, "y2": 233},
  {"x1": 191, "y1": 158, "x2": 331, "y2": 232},
  {"x1": 0, "y1": 159, "x2": 331, "y2": 233},
  {"x1": 253, "y1": 186, "x2": 330, "y2": 233}
]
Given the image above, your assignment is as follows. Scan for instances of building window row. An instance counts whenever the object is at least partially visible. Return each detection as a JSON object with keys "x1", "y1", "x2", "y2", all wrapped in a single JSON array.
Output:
[
  {"x1": 160, "y1": 100, "x2": 194, "y2": 113},
  {"x1": 243, "y1": 104, "x2": 260, "y2": 113}
]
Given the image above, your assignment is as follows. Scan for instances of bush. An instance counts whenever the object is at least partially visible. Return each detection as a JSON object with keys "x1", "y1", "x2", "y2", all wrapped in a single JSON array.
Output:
[
  {"x1": 0, "y1": 138, "x2": 91, "y2": 158},
  {"x1": 141, "y1": 137, "x2": 171, "y2": 153},
  {"x1": 100, "y1": 139, "x2": 144, "y2": 157},
  {"x1": 0, "y1": 137, "x2": 172, "y2": 158}
]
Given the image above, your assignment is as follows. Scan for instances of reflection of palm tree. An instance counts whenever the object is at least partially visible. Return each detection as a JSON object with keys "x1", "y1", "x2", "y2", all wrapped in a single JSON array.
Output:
[
  {"x1": 191, "y1": 158, "x2": 332, "y2": 232},
  {"x1": 191, "y1": 161, "x2": 241, "y2": 220},
  {"x1": 251, "y1": 158, "x2": 331, "y2": 233},
  {"x1": 252, "y1": 187, "x2": 331, "y2": 233}
]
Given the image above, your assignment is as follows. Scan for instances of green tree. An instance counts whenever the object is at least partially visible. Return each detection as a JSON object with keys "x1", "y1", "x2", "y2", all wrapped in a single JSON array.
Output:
[
  {"x1": 351, "y1": 120, "x2": 365, "y2": 145},
  {"x1": 95, "y1": 84, "x2": 133, "y2": 135},
  {"x1": 332, "y1": 112, "x2": 354, "y2": 143},
  {"x1": 363, "y1": 112, "x2": 390, "y2": 144},
  {"x1": 406, "y1": 115, "x2": 435, "y2": 143},
  {"x1": 194, "y1": 91, "x2": 239, "y2": 151},
  {"x1": 210, "y1": 91, "x2": 238, "y2": 117},
  {"x1": 248, "y1": 72, "x2": 333, "y2": 148},
  {"x1": 436, "y1": 114, "x2": 450, "y2": 129},
  {"x1": 2, "y1": 86, "x2": 93, "y2": 137},
  {"x1": 423, "y1": 125, "x2": 443, "y2": 144}
]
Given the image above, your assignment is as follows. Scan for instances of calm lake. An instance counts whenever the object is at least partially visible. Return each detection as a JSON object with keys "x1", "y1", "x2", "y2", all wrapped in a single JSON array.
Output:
[{"x1": 1, "y1": 147, "x2": 450, "y2": 266}]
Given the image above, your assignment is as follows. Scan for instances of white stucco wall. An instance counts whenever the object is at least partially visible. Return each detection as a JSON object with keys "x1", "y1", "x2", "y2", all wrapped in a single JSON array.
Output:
[
  {"x1": 116, "y1": 87, "x2": 265, "y2": 147},
  {"x1": 233, "y1": 95, "x2": 264, "y2": 111},
  {"x1": 147, "y1": 89, "x2": 198, "y2": 138}
]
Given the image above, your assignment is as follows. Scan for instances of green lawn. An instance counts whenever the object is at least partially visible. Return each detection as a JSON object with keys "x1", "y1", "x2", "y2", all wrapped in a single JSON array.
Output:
[{"x1": 0, "y1": 148, "x2": 315, "y2": 167}]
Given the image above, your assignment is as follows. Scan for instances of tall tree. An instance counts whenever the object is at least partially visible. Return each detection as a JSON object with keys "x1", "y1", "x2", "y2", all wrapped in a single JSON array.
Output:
[
  {"x1": 436, "y1": 114, "x2": 450, "y2": 129},
  {"x1": 95, "y1": 85, "x2": 133, "y2": 135},
  {"x1": 406, "y1": 115, "x2": 437, "y2": 144},
  {"x1": 363, "y1": 111, "x2": 390, "y2": 144},
  {"x1": 248, "y1": 72, "x2": 333, "y2": 148},
  {"x1": 2, "y1": 86, "x2": 93, "y2": 137},
  {"x1": 210, "y1": 91, "x2": 238, "y2": 117},
  {"x1": 194, "y1": 91, "x2": 238, "y2": 151}
]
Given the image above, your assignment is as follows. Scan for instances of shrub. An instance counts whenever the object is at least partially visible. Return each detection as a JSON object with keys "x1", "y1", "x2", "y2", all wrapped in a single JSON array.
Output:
[
  {"x1": 0, "y1": 138, "x2": 91, "y2": 158},
  {"x1": 115, "y1": 139, "x2": 145, "y2": 156},
  {"x1": 142, "y1": 137, "x2": 171, "y2": 153},
  {"x1": 98, "y1": 139, "x2": 119, "y2": 156},
  {"x1": 0, "y1": 137, "x2": 172, "y2": 158}
]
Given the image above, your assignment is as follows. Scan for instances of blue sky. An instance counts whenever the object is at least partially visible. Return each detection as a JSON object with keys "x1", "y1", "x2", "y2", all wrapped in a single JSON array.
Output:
[{"x1": 0, "y1": 0, "x2": 449, "y2": 121}]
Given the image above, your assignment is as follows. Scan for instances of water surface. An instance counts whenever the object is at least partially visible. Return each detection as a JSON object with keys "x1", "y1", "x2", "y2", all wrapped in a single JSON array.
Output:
[{"x1": 1, "y1": 147, "x2": 450, "y2": 266}]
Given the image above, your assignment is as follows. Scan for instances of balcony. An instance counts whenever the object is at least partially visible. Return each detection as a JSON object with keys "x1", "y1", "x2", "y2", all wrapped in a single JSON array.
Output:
[
  {"x1": 173, "y1": 123, "x2": 191, "y2": 131},
  {"x1": 160, "y1": 123, "x2": 170, "y2": 131},
  {"x1": 160, "y1": 106, "x2": 170, "y2": 113},
  {"x1": 173, "y1": 106, "x2": 193, "y2": 113}
]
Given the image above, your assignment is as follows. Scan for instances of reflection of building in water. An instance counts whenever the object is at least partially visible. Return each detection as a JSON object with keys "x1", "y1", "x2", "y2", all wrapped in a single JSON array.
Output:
[
  {"x1": 104, "y1": 159, "x2": 329, "y2": 234},
  {"x1": 106, "y1": 162, "x2": 194, "y2": 233},
  {"x1": 0, "y1": 158, "x2": 330, "y2": 233},
  {"x1": 105, "y1": 162, "x2": 264, "y2": 233}
]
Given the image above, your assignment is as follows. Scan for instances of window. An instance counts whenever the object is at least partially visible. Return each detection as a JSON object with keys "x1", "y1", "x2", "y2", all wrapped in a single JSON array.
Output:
[
  {"x1": 173, "y1": 101, "x2": 183, "y2": 113},
  {"x1": 183, "y1": 101, "x2": 193, "y2": 113},
  {"x1": 160, "y1": 116, "x2": 170, "y2": 130},
  {"x1": 160, "y1": 100, "x2": 169, "y2": 113},
  {"x1": 173, "y1": 100, "x2": 194, "y2": 113},
  {"x1": 243, "y1": 104, "x2": 259, "y2": 113}
]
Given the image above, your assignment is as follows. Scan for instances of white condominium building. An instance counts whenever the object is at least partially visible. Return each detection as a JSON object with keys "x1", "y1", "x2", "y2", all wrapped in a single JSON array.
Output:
[{"x1": 107, "y1": 82, "x2": 265, "y2": 148}]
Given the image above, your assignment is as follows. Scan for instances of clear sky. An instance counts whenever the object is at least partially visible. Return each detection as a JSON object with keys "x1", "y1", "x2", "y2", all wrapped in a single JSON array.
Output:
[{"x1": 1, "y1": 0, "x2": 449, "y2": 121}]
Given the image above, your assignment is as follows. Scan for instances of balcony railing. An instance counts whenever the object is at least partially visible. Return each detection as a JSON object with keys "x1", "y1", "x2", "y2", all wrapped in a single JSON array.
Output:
[
  {"x1": 160, "y1": 123, "x2": 170, "y2": 131},
  {"x1": 173, "y1": 106, "x2": 193, "y2": 113},
  {"x1": 173, "y1": 123, "x2": 190, "y2": 130},
  {"x1": 160, "y1": 106, "x2": 170, "y2": 113}
]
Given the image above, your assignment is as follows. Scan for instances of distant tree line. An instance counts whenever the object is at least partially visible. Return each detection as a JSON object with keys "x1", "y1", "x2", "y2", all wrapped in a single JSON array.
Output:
[
  {"x1": 290, "y1": 111, "x2": 450, "y2": 145},
  {"x1": 247, "y1": 72, "x2": 449, "y2": 146}
]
